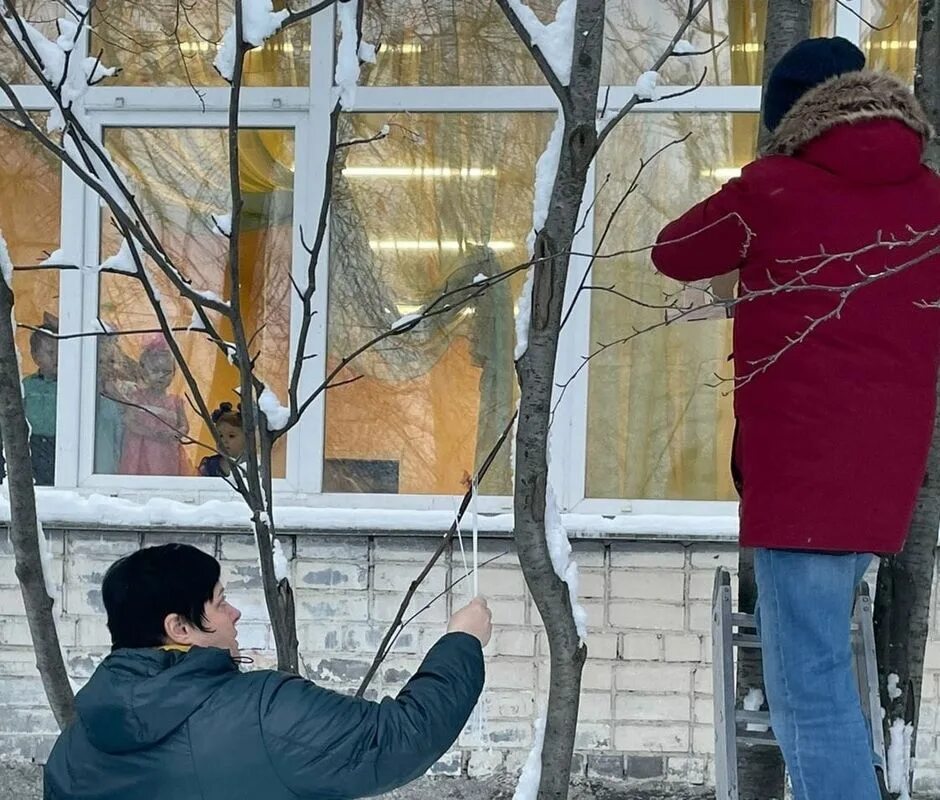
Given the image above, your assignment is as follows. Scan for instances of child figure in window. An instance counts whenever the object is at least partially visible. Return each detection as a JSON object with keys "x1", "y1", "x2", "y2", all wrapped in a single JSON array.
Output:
[
  {"x1": 198, "y1": 402, "x2": 245, "y2": 477},
  {"x1": 22, "y1": 313, "x2": 59, "y2": 485},
  {"x1": 94, "y1": 337, "x2": 138, "y2": 474},
  {"x1": 119, "y1": 336, "x2": 189, "y2": 475}
]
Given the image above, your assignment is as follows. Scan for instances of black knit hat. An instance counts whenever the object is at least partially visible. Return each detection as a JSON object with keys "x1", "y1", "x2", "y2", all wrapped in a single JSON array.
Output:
[{"x1": 763, "y1": 37, "x2": 867, "y2": 132}]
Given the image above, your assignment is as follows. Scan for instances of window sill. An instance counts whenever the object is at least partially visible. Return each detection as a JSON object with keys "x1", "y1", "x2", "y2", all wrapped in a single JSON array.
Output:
[{"x1": 0, "y1": 488, "x2": 739, "y2": 542}]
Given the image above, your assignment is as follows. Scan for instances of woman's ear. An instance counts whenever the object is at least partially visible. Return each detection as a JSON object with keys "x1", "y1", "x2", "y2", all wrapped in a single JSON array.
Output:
[{"x1": 163, "y1": 613, "x2": 193, "y2": 645}]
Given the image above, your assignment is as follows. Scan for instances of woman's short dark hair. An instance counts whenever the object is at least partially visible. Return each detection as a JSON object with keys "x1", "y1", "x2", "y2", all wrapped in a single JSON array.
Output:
[{"x1": 102, "y1": 544, "x2": 221, "y2": 650}]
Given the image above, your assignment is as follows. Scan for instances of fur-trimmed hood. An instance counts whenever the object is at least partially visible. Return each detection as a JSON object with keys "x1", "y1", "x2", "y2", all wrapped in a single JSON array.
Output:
[{"x1": 766, "y1": 71, "x2": 932, "y2": 156}]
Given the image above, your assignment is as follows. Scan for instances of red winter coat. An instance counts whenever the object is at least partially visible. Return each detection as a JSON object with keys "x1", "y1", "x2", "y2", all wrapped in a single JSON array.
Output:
[{"x1": 652, "y1": 72, "x2": 940, "y2": 554}]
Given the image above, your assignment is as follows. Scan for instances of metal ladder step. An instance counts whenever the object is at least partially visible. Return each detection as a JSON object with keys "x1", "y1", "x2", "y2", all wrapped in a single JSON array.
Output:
[{"x1": 712, "y1": 567, "x2": 886, "y2": 800}]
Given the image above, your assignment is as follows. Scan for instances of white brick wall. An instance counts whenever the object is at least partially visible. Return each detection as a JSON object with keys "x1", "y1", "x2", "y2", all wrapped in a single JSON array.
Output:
[{"x1": 3, "y1": 529, "x2": 940, "y2": 790}]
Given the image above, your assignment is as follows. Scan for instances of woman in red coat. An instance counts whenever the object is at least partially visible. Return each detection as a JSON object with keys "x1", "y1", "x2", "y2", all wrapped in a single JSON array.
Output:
[{"x1": 653, "y1": 38, "x2": 940, "y2": 800}]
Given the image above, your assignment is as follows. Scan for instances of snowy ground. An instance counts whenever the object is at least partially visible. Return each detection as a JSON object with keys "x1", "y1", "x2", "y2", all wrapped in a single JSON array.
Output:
[{"x1": 0, "y1": 761, "x2": 715, "y2": 799}]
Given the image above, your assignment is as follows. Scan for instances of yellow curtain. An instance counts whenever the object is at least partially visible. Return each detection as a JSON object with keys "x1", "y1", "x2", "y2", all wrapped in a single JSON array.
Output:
[
  {"x1": 102, "y1": 128, "x2": 293, "y2": 476},
  {"x1": 863, "y1": 0, "x2": 918, "y2": 80},
  {"x1": 0, "y1": 122, "x2": 60, "y2": 374}
]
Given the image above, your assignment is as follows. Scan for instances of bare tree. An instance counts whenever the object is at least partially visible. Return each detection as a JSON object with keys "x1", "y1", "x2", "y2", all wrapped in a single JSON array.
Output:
[
  {"x1": 0, "y1": 247, "x2": 74, "y2": 728},
  {"x1": 872, "y1": 2, "x2": 940, "y2": 797},
  {"x1": 494, "y1": 0, "x2": 711, "y2": 795}
]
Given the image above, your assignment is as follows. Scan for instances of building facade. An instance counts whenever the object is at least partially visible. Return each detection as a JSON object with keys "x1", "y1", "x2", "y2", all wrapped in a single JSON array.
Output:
[{"x1": 0, "y1": 0, "x2": 932, "y2": 791}]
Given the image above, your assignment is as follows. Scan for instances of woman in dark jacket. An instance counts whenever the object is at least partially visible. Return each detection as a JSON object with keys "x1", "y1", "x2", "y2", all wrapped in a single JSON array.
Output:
[
  {"x1": 653, "y1": 38, "x2": 940, "y2": 800},
  {"x1": 44, "y1": 544, "x2": 490, "y2": 800}
]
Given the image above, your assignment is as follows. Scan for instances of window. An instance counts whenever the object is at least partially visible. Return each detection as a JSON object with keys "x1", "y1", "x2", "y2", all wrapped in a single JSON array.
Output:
[
  {"x1": 92, "y1": 0, "x2": 310, "y2": 86},
  {"x1": 0, "y1": 120, "x2": 61, "y2": 485},
  {"x1": 359, "y1": 0, "x2": 548, "y2": 85},
  {"x1": 0, "y1": 1, "x2": 919, "y2": 512},
  {"x1": 862, "y1": 0, "x2": 918, "y2": 82},
  {"x1": 324, "y1": 113, "x2": 552, "y2": 495},
  {"x1": 602, "y1": 0, "x2": 832, "y2": 86},
  {"x1": 96, "y1": 127, "x2": 293, "y2": 478},
  {"x1": 585, "y1": 114, "x2": 757, "y2": 501}
]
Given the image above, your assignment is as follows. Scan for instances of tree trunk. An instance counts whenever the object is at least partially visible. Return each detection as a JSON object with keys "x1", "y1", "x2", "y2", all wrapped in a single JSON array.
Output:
[
  {"x1": 512, "y1": 1, "x2": 603, "y2": 796},
  {"x1": 735, "y1": 3, "x2": 812, "y2": 796},
  {"x1": 0, "y1": 277, "x2": 75, "y2": 729},
  {"x1": 872, "y1": 4, "x2": 940, "y2": 796}
]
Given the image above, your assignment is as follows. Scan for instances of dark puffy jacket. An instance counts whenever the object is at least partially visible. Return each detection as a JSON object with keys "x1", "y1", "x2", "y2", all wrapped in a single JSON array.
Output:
[
  {"x1": 652, "y1": 71, "x2": 940, "y2": 554},
  {"x1": 44, "y1": 633, "x2": 483, "y2": 799}
]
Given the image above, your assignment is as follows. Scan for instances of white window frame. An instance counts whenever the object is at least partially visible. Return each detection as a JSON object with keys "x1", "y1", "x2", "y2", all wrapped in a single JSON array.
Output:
[{"x1": 0, "y1": 0, "x2": 870, "y2": 525}]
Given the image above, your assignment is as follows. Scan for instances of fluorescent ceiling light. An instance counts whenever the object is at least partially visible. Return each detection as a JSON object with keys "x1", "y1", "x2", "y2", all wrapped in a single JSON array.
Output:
[
  {"x1": 344, "y1": 166, "x2": 498, "y2": 179},
  {"x1": 369, "y1": 240, "x2": 517, "y2": 252},
  {"x1": 701, "y1": 167, "x2": 742, "y2": 180},
  {"x1": 383, "y1": 43, "x2": 424, "y2": 54}
]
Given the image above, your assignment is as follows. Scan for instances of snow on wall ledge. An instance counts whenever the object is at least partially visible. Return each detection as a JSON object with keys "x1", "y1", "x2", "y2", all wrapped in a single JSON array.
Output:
[{"x1": 0, "y1": 489, "x2": 739, "y2": 539}]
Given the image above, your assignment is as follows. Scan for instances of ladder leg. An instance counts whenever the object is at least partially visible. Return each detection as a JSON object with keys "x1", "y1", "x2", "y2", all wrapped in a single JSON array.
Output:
[
  {"x1": 853, "y1": 584, "x2": 888, "y2": 789},
  {"x1": 713, "y1": 567, "x2": 739, "y2": 800}
]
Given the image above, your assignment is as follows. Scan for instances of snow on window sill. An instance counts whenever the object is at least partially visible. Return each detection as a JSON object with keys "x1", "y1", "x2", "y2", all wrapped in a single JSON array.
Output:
[{"x1": 0, "y1": 488, "x2": 740, "y2": 540}]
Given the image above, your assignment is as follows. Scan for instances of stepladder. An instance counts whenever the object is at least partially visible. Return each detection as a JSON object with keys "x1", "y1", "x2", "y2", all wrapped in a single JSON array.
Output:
[{"x1": 712, "y1": 567, "x2": 887, "y2": 800}]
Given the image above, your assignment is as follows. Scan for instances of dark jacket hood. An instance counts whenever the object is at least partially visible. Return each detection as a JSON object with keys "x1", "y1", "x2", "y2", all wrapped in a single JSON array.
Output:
[
  {"x1": 75, "y1": 647, "x2": 238, "y2": 754},
  {"x1": 765, "y1": 71, "x2": 932, "y2": 184}
]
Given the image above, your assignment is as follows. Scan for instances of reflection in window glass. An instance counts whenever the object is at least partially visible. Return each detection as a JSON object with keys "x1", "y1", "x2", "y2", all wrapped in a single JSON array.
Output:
[
  {"x1": 585, "y1": 114, "x2": 760, "y2": 501},
  {"x1": 98, "y1": 128, "x2": 293, "y2": 477},
  {"x1": 862, "y1": 0, "x2": 918, "y2": 82},
  {"x1": 325, "y1": 113, "x2": 553, "y2": 495},
  {"x1": 0, "y1": 0, "x2": 62, "y2": 84},
  {"x1": 359, "y1": 0, "x2": 552, "y2": 85},
  {"x1": 0, "y1": 120, "x2": 61, "y2": 485},
  {"x1": 93, "y1": 0, "x2": 309, "y2": 87},
  {"x1": 602, "y1": 0, "x2": 831, "y2": 86}
]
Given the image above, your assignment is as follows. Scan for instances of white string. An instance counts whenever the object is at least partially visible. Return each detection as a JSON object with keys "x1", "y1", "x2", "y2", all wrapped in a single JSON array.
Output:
[
  {"x1": 453, "y1": 499, "x2": 471, "y2": 597},
  {"x1": 471, "y1": 477, "x2": 480, "y2": 598}
]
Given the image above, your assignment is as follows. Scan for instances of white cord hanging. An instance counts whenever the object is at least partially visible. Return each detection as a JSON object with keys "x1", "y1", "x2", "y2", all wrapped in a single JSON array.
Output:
[{"x1": 471, "y1": 477, "x2": 480, "y2": 598}]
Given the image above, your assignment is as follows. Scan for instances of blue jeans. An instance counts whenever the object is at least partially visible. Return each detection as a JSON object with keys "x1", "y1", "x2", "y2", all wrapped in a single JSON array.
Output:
[{"x1": 755, "y1": 549, "x2": 880, "y2": 800}]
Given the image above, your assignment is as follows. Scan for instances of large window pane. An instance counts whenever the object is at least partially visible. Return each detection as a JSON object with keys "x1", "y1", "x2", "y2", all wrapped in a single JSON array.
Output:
[
  {"x1": 359, "y1": 0, "x2": 550, "y2": 85},
  {"x1": 585, "y1": 114, "x2": 758, "y2": 501},
  {"x1": 97, "y1": 128, "x2": 293, "y2": 478},
  {"x1": 602, "y1": 0, "x2": 832, "y2": 87},
  {"x1": 362, "y1": 0, "x2": 832, "y2": 87},
  {"x1": 93, "y1": 1, "x2": 309, "y2": 86},
  {"x1": 0, "y1": 0, "x2": 62, "y2": 84},
  {"x1": 325, "y1": 113, "x2": 552, "y2": 495},
  {"x1": 862, "y1": 0, "x2": 918, "y2": 82},
  {"x1": 0, "y1": 119, "x2": 61, "y2": 485}
]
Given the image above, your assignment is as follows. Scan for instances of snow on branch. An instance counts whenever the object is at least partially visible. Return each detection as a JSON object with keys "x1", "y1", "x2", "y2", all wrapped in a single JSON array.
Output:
[
  {"x1": 215, "y1": 0, "x2": 290, "y2": 82},
  {"x1": 515, "y1": 111, "x2": 564, "y2": 361},
  {"x1": 1, "y1": 4, "x2": 116, "y2": 131},
  {"x1": 0, "y1": 229, "x2": 12, "y2": 288},
  {"x1": 334, "y1": 0, "x2": 362, "y2": 108},
  {"x1": 504, "y1": 0, "x2": 576, "y2": 85},
  {"x1": 98, "y1": 237, "x2": 139, "y2": 275},
  {"x1": 258, "y1": 387, "x2": 290, "y2": 431},
  {"x1": 512, "y1": 715, "x2": 546, "y2": 800},
  {"x1": 545, "y1": 483, "x2": 589, "y2": 642}
]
